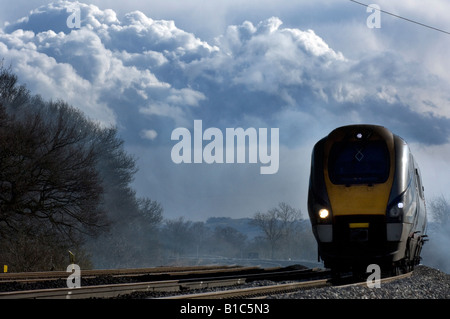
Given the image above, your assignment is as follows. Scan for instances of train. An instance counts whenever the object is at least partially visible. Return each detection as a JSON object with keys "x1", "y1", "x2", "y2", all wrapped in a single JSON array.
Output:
[{"x1": 307, "y1": 124, "x2": 428, "y2": 275}]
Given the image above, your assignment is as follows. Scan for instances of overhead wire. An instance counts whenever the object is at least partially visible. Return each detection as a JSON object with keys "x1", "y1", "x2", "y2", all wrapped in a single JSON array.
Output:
[{"x1": 349, "y1": 0, "x2": 450, "y2": 36}]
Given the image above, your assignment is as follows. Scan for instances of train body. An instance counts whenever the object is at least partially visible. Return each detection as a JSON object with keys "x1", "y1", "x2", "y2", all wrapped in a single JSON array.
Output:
[{"x1": 307, "y1": 124, "x2": 427, "y2": 273}]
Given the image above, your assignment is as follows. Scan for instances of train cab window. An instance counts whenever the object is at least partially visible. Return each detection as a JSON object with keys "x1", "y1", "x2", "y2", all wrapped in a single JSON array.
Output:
[{"x1": 328, "y1": 140, "x2": 390, "y2": 185}]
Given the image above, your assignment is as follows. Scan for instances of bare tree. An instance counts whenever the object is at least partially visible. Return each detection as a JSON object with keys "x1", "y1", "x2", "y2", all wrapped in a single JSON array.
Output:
[
  {"x1": 0, "y1": 60, "x2": 29, "y2": 107},
  {"x1": 429, "y1": 195, "x2": 450, "y2": 227},
  {"x1": 252, "y1": 202, "x2": 302, "y2": 259},
  {"x1": 253, "y1": 209, "x2": 282, "y2": 259},
  {"x1": 0, "y1": 65, "x2": 109, "y2": 270},
  {"x1": 0, "y1": 64, "x2": 168, "y2": 270},
  {"x1": 0, "y1": 103, "x2": 107, "y2": 240},
  {"x1": 420, "y1": 195, "x2": 450, "y2": 273},
  {"x1": 213, "y1": 226, "x2": 247, "y2": 258},
  {"x1": 162, "y1": 217, "x2": 194, "y2": 260}
]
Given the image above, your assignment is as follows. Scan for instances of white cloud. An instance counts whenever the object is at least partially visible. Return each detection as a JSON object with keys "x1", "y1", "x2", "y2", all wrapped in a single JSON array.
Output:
[
  {"x1": 0, "y1": 35, "x2": 117, "y2": 125},
  {"x1": 4, "y1": 1, "x2": 447, "y2": 132},
  {"x1": 140, "y1": 129, "x2": 158, "y2": 140},
  {"x1": 0, "y1": 1, "x2": 212, "y2": 127}
]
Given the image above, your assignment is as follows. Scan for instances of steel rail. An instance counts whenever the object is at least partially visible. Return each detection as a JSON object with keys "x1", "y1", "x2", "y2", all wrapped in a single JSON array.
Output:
[
  {"x1": 159, "y1": 278, "x2": 330, "y2": 299},
  {"x1": 0, "y1": 280, "x2": 177, "y2": 299},
  {"x1": 159, "y1": 271, "x2": 413, "y2": 299},
  {"x1": 0, "y1": 265, "x2": 252, "y2": 282},
  {"x1": 0, "y1": 277, "x2": 251, "y2": 299},
  {"x1": 335, "y1": 271, "x2": 413, "y2": 289}
]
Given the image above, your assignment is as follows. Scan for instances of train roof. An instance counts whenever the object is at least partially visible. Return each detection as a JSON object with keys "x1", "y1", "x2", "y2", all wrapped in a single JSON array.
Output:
[{"x1": 325, "y1": 124, "x2": 408, "y2": 145}]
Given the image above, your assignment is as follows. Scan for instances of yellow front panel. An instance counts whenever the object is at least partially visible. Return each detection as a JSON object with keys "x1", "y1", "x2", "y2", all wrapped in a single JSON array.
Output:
[
  {"x1": 325, "y1": 183, "x2": 391, "y2": 215},
  {"x1": 349, "y1": 223, "x2": 369, "y2": 228}
]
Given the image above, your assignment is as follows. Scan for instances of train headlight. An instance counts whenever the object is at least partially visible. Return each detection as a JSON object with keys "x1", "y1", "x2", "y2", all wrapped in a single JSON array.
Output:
[
  {"x1": 319, "y1": 208, "x2": 329, "y2": 219},
  {"x1": 389, "y1": 202, "x2": 403, "y2": 218}
]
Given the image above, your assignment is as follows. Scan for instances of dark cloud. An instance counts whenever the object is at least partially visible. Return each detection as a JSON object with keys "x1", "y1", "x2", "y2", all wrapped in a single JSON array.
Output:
[{"x1": 342, "y1": 98, "x2": 450, "y2": 145}]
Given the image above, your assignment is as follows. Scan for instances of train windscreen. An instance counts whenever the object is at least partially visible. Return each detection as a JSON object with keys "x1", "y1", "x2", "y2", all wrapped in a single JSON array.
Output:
[{"x1": 328, "y1": 140, "x2": 390, "y2": 185}]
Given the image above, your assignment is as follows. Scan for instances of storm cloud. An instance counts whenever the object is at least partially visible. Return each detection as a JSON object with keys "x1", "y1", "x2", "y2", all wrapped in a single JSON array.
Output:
[{"x1": 1, "y1": 0, "x2": 450, "y2": 221}]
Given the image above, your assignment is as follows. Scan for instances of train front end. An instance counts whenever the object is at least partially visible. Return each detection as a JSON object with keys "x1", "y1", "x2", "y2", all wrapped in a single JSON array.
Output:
[{"x1": 307, "y1": 125, "x2": 427, "y2": 272}]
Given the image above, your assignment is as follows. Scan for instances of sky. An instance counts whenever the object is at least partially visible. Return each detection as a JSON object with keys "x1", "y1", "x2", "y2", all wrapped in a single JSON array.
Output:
[{"x1": 1, "y1": 0, "x2": 450, "y2": 222}]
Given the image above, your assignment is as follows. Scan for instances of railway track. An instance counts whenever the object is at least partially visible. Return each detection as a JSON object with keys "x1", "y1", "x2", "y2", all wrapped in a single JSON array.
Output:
[
  {"x1": 0, "y1": 265, "x2": 329, "y2": 299},
  {"x1": 0, "y1": 265, "x2": 249, "y2": 283},
  {"x1": 0, "y1": 264, "x2": 413, "y2": 299}
]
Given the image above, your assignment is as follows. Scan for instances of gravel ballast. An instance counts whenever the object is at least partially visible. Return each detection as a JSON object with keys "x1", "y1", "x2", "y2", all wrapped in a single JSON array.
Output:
[{"x1": 271, "y1": 265, "x2": 450, "y2": 299}]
